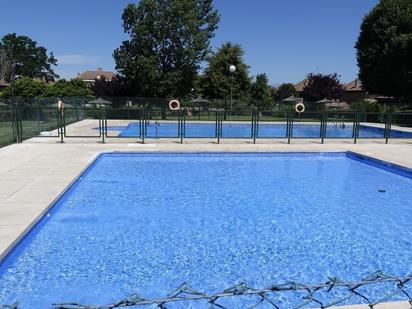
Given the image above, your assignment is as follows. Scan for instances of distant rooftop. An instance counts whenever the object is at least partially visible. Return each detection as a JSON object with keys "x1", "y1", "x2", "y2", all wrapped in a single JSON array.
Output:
[
  {"x1": 0, "y1": 79, "x2": 9, "y2": 89},
  {"x1": 294, "y1": 79, "x2": 308, "y2": 92},
  {"x1": 294, "y1": 78, "x2": 365, "y2": 93},
  {"x1": 77, "y1": 68, "x2": 115, "y2": 82},
  {"x1": 344, "y1": 78, "x2": 364, "y2": 92}
]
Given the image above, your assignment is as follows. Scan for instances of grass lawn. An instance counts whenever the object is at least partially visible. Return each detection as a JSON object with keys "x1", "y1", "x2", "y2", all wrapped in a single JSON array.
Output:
[
  {"x1": 0, "y1": 120, "x2": 60, "y2": 147},
  {"x1": 0, "y1": 122, "x2": 15, "y2": 147},
  {"x1": 20, "y1": 120, "x2": 59, "y2": 138}
]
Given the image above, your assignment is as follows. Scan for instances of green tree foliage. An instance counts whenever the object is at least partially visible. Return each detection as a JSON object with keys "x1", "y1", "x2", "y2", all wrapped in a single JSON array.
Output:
[
  {"x1": 113, "y1": 0, "x2": 220, "y2": 97},
  {"x1": 0, "y1": 78, "x2": 92, "y2": 99},
  {"x1": 301, "y1": 73, "x2": 344, "y2": 102},
  {"x1": 356, "y1": 0, "x2": 412, "y2": 99},
  {"x1": 0, "y1": 77, "x2": 47, "y2": 98},
  {"x1": 250, "y1": 73, "x2": 272, "y2": 109},
  {"x1": 0, "y1": 33, "x2": 58, "y2": 81},
  {"x1": 201, "y1": 42, "x2": 251, "y2": 99},
  {"x1": 274, "y1": 83, "x2": 297, "y2": 100},
  {"x1": 41, "y1": 79, "x2": 93, "y2": 97}
]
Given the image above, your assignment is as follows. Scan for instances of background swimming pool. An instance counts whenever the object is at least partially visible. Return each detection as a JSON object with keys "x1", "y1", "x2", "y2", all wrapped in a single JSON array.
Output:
[
  {"x1": 0, "y1": 152, "x2": 412, "y2": 308},
  {"x1": 106, "y1": 122, "x2": 412, "y2": 138}
]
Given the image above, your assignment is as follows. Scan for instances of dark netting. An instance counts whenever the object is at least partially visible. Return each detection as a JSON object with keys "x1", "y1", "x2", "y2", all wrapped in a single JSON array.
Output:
[
  {"x1": 63, "y1": 107, "x2": 102, "y2": 138},
  {"x1": 105, "y1": 108, "x2": 142, "y2": 138},
  {"x1": 2, "y1": 272, "x2": 409, "y2": 309},
  {"x1": 144, "y1": 109, "x2": 180, "y2": 138},
  {"x1": 255, "y1": 110, "x2": 288, "y2": 139},
  {"x1": 325, "y1": 111, "x2": 356, "y2": 139},
  {"x1": 389, "y1": 113, "x2": 412, "y2": 139}
]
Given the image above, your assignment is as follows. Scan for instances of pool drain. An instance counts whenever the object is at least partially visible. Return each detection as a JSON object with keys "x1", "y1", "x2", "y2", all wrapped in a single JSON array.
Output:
[{"x1": 377, "y1": 189, "x2": 386, "y2": 193}]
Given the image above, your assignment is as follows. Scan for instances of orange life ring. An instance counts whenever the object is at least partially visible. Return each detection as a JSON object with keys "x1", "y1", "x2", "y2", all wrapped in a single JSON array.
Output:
[
  {"x1": 169, "y1": 100, "x2": 180, "y2": 111},
  {"x1": 295, "y1": 102, "x2": 305, "y2": 113}
]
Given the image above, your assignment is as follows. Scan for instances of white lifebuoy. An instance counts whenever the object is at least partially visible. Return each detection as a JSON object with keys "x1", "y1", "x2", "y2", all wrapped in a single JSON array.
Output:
[
  {"x1": 295, "y1": 102, "x2": 305, "y2": 113},
  {"x1": 169, "y1": 100, "x2": 180, "y2": 111}
]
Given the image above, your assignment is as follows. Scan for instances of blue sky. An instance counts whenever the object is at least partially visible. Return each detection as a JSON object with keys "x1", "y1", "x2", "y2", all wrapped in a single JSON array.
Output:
[{"x1": 0, "y1": 0, "x2": 378, "y2": 85}]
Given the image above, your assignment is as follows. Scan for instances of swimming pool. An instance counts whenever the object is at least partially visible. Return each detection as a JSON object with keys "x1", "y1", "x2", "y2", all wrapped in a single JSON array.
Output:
[
  {"x1": 106, "y1": 122, "x2": 412, "y2": 138},
  {"x1": 1, "y1": 152, "x2": 412, "y2": 308}
]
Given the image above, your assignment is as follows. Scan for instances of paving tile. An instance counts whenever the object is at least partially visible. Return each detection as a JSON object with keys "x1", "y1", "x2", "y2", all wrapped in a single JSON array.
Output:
[
  {"x1": 0, "y1": 211, "x2": 42, "y2": 226},
  {"x1": 0, "y1": 167, "x2": 49, "y2": 180},
  {"x1": 0, "y1": 179, "x2": 33, "y2": 196}
]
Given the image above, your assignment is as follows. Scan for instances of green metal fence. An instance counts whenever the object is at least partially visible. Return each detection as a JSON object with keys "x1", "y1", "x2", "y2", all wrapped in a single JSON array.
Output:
[
  {"x1": 1, "y1": 105, "x2": 412, "y2": 146},
  {"x1": 0, "y1": 106, "x2": 15, "y2": 147}
]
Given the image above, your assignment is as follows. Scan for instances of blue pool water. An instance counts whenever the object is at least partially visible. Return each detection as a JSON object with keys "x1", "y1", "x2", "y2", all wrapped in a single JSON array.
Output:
[
  {"x1": 1, "y1": 152, "x2": 412, "y2": 308},
  {"x1": 106, "y1": 122, "x2": 412, "y2": 138}
]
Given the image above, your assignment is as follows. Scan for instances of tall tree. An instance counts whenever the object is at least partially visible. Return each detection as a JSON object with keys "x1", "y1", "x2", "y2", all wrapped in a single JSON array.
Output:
[
  {"x1": 356, "y1": 0, "x2": 412, "y2": 99},
  {"x1": 250, "y1": 73, "x2": 272, "y2": 109},
  {"x1": 0, "y1": 48, "x2": 13, "y2": 81},
  {"x1": 301, "y1": 73, "x2": 344, "y2": 102},
  {"x1": 0, "y1": 33, "x2": 58, "y2": 81},
  {"x1": 274, "y1": 83, "x2": 297, "y2": 100},
  {"x1": 201, "y1": 42, "x2": 251, "y2": 99},
  {"x1": 113, "y1": 0, "x2": 220, "y2": 97}
]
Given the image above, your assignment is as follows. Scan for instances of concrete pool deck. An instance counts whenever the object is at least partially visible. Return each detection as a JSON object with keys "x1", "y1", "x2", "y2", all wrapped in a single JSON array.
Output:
[{"x1": 0, "y1": 138, "x2": 411, "y2": 308}]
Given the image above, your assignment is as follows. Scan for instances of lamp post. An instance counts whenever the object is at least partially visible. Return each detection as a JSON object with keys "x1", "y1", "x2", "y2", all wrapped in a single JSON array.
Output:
[
  {"x1": 10, "y1": 62, "x2": 22, "y2": 143},
  {"x1": 229, "y1": 65, "x2": 236, "y2": 121}
]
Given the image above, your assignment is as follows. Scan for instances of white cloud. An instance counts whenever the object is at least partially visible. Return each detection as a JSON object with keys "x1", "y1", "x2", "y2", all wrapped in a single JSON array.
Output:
[{"x1": 55, "y1": 54, "x2": 101, "y2": 65}]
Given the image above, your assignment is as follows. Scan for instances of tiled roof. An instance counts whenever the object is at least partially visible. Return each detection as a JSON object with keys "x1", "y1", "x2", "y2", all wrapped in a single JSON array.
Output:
[
  {"x1": 294, "y1": 79, "x2": 308, "y2": 92},
  {"x1": 77, "y1": 68, "x2": 115, "y2": 81},
  {"x1": 0, "y1": 79, "x2": 9, "y2": 87},
  {"x1": 344, "y1": 79, "x2": 364, "y2": 92}
]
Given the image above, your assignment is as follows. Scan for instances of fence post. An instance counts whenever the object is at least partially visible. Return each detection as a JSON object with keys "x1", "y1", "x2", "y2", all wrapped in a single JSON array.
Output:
[
  {"x1": 100, "y1": 108, "x2": 105, "y2": 143},
  {"x1": 320, "y1": 112, "x2": 326, "y2": 144},
  {"x1": 139, "y1": 108, "x2": 142, "y2": 143},
  {"x1": 63, "y1": 107, "x2": 67, "y2": 138},
  {"x1": 251, "y1": 110, "x2": 255, "y2": 142},
  {"x1": 178, "y1": 110, "x2": 180, "y2": 141},
  {"x1": 179, "y1": 110, "x2": 185, "y2": 144},
  {"x1": 217, "y1": 110, "x2": 221, "y2": 144},
  {"x1": 252, "y1": 109, "x2": 258, "y2": 144},
  {"x1": 384, "y1": 111, "x2": 392, "y2": 144},
  {"x1": 141, "y1": 107, "x2": 146, "y2": 144},
  {"x1": 354, "y1": 112, "x2": 359, "y2": 144},
  {"x1": 215, "y1": 110, "x2": 218, "y2": 138},
  {"x1": 11, "y1": 103, "x2": 18, "y2": 143},
  {"x1": 287, "y1": 111, "x2": 293, "y2": 144},
  {"x1": 15, "y1": 104, "x2": 22, "y2": 143},
  {"x1": 59, "y1": 108, "x2": 64, "y2": 143}
]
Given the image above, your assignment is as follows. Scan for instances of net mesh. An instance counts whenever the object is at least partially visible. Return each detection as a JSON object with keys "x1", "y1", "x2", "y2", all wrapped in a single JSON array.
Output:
[{"x1": 2, "y1": 272, "x2": 410, "y2": 309}]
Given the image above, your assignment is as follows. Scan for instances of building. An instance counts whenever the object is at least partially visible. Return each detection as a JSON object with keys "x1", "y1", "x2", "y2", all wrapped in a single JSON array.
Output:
[
  {"x1": 294, "y1": 79, "x2": 308, "y2": 95},
  {"x1": 0, "y1": 79, "x2": 9, "y2": 92},
  {"x1": 294, "y1": 78, "x2": 373, "y2": 103},
  {"x1": 342, "y1": 79, "x2": 368, "y2": 102},
  {"x1": 77, "y1": 68, "x2": 115, "y2": 84}
]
